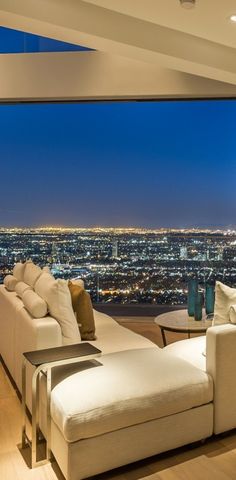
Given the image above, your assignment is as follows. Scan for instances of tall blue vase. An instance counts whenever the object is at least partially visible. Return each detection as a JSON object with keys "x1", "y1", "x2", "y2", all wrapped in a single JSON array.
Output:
[
  {"x1": 194, "y1": 291, "x2": 203, "y2": 321},
  {"x1": 205, "y1": 284, "x2": 215, "y2": 315},
  {"x1": 188, "y1": 279, "x2": 198, "y2": 317}
]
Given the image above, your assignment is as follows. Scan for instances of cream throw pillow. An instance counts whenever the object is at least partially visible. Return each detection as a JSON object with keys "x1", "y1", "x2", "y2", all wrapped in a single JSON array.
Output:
[
  {"x1": 35, "y1": 273, "x2": 80, "y2": 344},
  {"x1": 24, "y1": 261, "x2": 42, "y2": 287},
  {"x1": 42, "y1": 266, "x2": 52, "y2": 275},
  {"x1": 13, "y1": 262, "x2": 26, "y2": 282},
  {"x1": 15, "y1": 281, "x2": 32, "y2": 298},
  {"x1": 213, "y1": 281, "x2": 236, "y2": 325},
  {"x1": 22, "y1": 290, "x2": 48, "y2": 318},
  {"x1": 4, "y1": 274, "x2": 18, "y2": 291}
]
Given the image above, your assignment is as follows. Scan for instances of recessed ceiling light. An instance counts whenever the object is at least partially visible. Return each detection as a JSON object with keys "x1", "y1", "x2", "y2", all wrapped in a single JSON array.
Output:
[
  {"x1": 180, "y1": 0, "x2": 196, "y2": 9},
  {"x1": 230, "y1": 14, "x2": 236, "y2": 23}
]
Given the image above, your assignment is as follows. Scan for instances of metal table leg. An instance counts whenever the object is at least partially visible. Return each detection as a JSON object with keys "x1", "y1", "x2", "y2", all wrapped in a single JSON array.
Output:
[
  {"x1": 46, "y1": 368, "x2": 52, "y2": 461},
  {"x1": 21, "y1": 358, "x2": 27, "y2": 448},
  {"x1": 161, "y1": 328, "x2": 167, "y2": 347}
]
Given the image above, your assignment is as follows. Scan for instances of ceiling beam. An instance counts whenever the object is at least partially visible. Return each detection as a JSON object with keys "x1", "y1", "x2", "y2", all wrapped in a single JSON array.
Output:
[
  {"x1": 1, "y1": 0, "x2": 236, "y2": 85},
  {"x1": 0, "y1": 51, "x2": 236, "y2": 102}
]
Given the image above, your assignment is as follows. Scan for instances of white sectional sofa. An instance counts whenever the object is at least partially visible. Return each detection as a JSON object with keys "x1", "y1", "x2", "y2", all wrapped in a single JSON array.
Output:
[{"x1": 0, "y1": 270, "x2": 235, "y2": 480}]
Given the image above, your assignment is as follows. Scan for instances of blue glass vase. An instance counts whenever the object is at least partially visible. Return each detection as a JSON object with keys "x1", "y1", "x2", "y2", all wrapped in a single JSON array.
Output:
[
  {"x1": 205, "y1": 284, "x2": 215, "y2": 315},
  {"x1": 188, "y1": 279, "x2": 198, "y2": 317},
  {"x1": 194, "y1": 292, "x2": 203, "y2": 321}
]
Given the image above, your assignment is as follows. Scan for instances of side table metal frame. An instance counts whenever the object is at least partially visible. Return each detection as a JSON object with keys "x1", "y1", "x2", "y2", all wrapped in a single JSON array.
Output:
[
  {"x1": 159, "y1": 325, "x2": 208, "y2": 347},
  {"x1": 22, "y1": 351, "x2": 101, "y2": 468}
]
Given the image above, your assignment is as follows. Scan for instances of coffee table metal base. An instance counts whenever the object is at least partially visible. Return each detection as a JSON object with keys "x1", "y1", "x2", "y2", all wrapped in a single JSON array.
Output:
[{"x1": 155, "y1": 310, "x2": 212, "y2": 347}]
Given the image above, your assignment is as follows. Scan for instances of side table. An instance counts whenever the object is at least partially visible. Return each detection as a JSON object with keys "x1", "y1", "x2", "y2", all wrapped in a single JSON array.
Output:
[
  {"x1": 21, "y1": 342, "x2": 101, "y2": 468},
  {"x1": 155, "y1": 309, "x2": 212, "y2": 347}
]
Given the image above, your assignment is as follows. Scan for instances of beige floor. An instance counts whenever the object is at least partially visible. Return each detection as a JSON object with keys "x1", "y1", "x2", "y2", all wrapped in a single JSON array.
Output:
[{"x1": 1, "y1": 318, "x2": 236, "y2": 480}]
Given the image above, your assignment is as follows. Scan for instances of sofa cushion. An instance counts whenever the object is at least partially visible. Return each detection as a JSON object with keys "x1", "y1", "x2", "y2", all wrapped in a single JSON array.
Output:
[
  {"x1": 24, "y1": 261, "x2": 42, "y2": 287},
  {"x1": 22, "y1": 289, "x2": 48, "y2": 318},
  {"x1": 92, "y1": 310, "x2": 155, "y2": 354},
  {"x1": 229, "y1": 305, "x2": 236, "y2": 324},
  {"x1": 15, "y1": 281, "x2": 32, "y2": 298},
  {"x1": 13, "y1": 262, "x2": 26, "y2": 282},
  {"x1": 4, "y1": 274, "x2": 18, "y2": 291},
  {"x1": 68, "y1": 281, "x2": 96, "y2": 341},
  {"x1": 51, "y1": 347, "x2": 213, "y2": 442},
  {"x1": 213, "y1": 281, "x2": 236, "y2": 326},
  {"x1": 35, "y1": 273, "x2": 81, "y2": 344},
  {"x1": 164, "y1": 336, "x2": 206, "y2": 371}
]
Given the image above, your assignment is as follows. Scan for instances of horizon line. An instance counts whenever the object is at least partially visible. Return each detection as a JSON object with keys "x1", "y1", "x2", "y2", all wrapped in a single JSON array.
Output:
[{"x1": 0, "y1": 225, "x2": 235, "y2": 233}]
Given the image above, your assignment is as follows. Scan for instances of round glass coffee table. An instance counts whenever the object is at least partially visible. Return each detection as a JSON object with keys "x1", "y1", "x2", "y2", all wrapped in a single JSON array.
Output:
[{"x1": 155, "y1": 309, "x2": 213, "y2": 346}]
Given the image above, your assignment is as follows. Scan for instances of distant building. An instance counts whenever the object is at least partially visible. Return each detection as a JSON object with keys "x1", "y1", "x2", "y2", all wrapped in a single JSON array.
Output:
[
  {"x1": 112, "y1": 240, "x2": 118, "y2": 258},
  {"x1": 223, "y1": 247, "x2": 236, "y2": 262},
  {"x1": 51, "y1": 242, "x2": 58, "y2": 263},
  {"x1": 180, "y1": 246, "x2": 188, "y2": 260}
]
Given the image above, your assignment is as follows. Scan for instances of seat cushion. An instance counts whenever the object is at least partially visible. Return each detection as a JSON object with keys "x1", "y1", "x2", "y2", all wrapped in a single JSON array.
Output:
[
  {"x1": 51, "y1": 347, "x2": 212, "y2": 442},
  {"x1": 164, "y1": 336, "x2": 206, "y2": 371},
  {"x1": 92, "y1": 310, "x2": 155, "y2": 354}
]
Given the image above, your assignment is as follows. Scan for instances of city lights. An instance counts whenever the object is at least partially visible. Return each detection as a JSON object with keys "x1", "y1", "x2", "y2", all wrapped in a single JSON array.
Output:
[{"x1": 0, "y1": 226, "x2": 236, "y2": 305}]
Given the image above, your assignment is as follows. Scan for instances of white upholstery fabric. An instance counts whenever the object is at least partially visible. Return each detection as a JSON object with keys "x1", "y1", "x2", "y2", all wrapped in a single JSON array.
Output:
[
  {"x1": 51, "y1": 404, "x2": 213, "y2": 480},
  {"x1": 42, "y1": 266, "x2": 52, "y2": 274},
  {"x1": 213, "y1": 281, "x2": 236, "y2": 325},
  {"x1": 92, "y1": 309, "x2": 154, "y2": 354},
  {"x1": 51, "y1": 347, "x2": 213, "y2": 442},
  {"x1": 3, "y1": 274, "x2": 18, "y2": 291},
  {"x1": 0, "y1": 286, "x2": 62, "y2": 400},
  {"x1": 22, "y1": 289, "x2": 48, "y2": 318},
  {"x1": 24, "y1": 261, "x2": 42, "y2": 287},
  {"x1": 14, "y1": 309, "x2": 62, "y2": 398},
  {"x1": 206, "y1": 323, "x2": 236, "y2": 434},
  {"x1": 35, "y1": 273, "x2": 80, "y2": 344},
  {"x1": 15, "y1": 281, "x2": 32, "y2": 298},
  {"x1": 13, "y1": 262, "x2": 25, "y2": 281},
  {"x1": 229, "y1": 305, "x2": 236, "y2": 324},
  {"x1": 164, "y1": 336, "x2": 206, "y2": 371},
  {"x1": 0, "y1": 287, "x2": 23, "y2": 379}
]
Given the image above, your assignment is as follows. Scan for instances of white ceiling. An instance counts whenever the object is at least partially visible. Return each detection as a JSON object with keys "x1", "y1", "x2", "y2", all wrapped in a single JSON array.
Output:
[
  {"x1": 84, "y1": 0, "x2": 236, "y2": 48},
  {"x1": 1, "y1": 0, "x2": 236, "y2": 97}
]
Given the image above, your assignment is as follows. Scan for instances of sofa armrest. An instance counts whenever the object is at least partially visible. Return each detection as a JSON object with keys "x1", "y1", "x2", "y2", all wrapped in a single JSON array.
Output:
[
  {"x1": 206, "y1": 324, "x2": 236, "y2": 434},
  {"x1": 14, "y1": 311, "x2": 62, "y2": 397}
]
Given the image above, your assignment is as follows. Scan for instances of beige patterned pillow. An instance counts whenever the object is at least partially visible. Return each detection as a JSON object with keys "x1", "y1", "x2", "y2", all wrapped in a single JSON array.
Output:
[{"x1": 213, "y1": 281, "x2": 236, "y2": 325}]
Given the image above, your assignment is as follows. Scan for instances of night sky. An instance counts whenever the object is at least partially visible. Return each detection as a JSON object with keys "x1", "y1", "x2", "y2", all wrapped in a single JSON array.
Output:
[{"x1": 0, "y1": 29, "x2": 236, "y2": 229}]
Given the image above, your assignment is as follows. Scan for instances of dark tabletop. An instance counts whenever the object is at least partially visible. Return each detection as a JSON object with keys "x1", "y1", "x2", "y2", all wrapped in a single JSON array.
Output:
[{"x1": 23, "y1": 342, "x2": 101, "y2": 367}]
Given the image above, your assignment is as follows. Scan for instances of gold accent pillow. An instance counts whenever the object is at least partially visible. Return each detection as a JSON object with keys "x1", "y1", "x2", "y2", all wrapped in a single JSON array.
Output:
[{"x1": 68, "y1": 281, "x2": 96, "y2": 341}]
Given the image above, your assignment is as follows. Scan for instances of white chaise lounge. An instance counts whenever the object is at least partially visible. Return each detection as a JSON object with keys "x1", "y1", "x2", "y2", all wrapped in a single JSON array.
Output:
[{"x1": 0, "y1": 265, "x2": 235, "y2": 480}]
